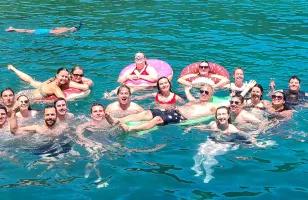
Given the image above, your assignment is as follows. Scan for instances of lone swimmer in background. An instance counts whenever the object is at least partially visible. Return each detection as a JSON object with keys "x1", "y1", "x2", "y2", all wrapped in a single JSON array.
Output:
[{"x1": 5, "y1": 22, "x2": 82, "y2": 35}]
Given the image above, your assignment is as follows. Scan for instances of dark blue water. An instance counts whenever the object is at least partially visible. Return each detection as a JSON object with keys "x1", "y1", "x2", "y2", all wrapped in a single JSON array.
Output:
[{"x1": 0, "y1": 1, "x2": 307, "y2": 199}]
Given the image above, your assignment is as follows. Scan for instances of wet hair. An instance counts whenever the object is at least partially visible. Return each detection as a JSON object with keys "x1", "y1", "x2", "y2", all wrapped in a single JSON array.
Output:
[
  {"x1": 17, "y1": 95, "x2": 33, "y2": 110},
  {"x1": 156, "y1": 77, "x2": 172, "y2": 94},
  {"x1": 54, "y1": 97, "x2": 67, "y2": 107},
  {"x1": 1, "y1": 87, "x2": 15, "y2": 97},
  {"x1": 233, "y1": 67, "x2": 243, "y2": 74},
  {"x1": 70, "y1": 65, "x2": 84, "y2": 74},
  {"x1": 289, "y1": 75, "x2": 301, "y2": 83},
  {"x1": 215, "y1": 106, "x2": 231, "y2": 124},
  {"x1": 44, "y1": 104, "x2": 56, "y2": 113},
  {"x1": 274, "y1": 91, "x2": 286, "y2": 101},
  {"x1": 199, "y1": 60, "x2": 209, "y2": 67},
  {"x1": 0, "y1": 105, "x2": 8, "y2": 114},
  {"x1": 117, "y1": 85, "x2": 131, "y2": 96},
  {"x1": 252, "y1": 84, "x2": 264, "y2": 100},
  {"x1": 56, "y1": 67, "x2": 70, "y2": 74},
  {"x1": 74, "y1": 22, "x2": 82, "y2": 31},
  {"x1": 232, "y1": 94, "x2": 244, "y2": 104},
  {"x1": 90, "y1": 102, "x2": 104, "y2": 113}
]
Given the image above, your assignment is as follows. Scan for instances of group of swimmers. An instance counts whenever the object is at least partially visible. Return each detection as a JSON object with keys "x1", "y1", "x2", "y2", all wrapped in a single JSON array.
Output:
[{"x1": 1, "y1": 51, "x2": 307, "y2": 152}]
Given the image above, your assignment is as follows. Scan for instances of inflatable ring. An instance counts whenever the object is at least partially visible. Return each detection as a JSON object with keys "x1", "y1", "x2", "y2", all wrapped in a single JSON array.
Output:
[
  {"x1": 43, "y1": 88, "x2": 90, "y2": 101},
  {"x1": 119, "y1": 59, "x2": 173, "y2": 87},
  {"x1": 180, "y1": 62, "x2": 230, "y2": 85}
]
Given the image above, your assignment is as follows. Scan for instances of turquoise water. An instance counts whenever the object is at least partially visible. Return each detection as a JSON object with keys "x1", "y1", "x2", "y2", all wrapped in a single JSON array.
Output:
[{"x1": 1, "y1": 1, "x2": 307, "y2": 199}]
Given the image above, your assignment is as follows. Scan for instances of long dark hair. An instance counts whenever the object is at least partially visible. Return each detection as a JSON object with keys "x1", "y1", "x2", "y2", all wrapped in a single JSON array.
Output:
[{"x1": 156, "y1": 76, "x2": 172, "y2": 94}]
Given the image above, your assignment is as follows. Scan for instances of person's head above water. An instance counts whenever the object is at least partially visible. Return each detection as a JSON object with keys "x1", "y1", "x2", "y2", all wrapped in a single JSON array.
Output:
[
  {"x1": 229, "y1": 94, "x2": 244, "y2": 115},
  {"x1": 1, "y1": 88, "x2": 15, "y2": 107},
  {"x1": 251, "y1": 84, "x2": 264, "y2": 100},
  {"x1": 233, "y1": 67, "x2": 244, "y2": 84},
  {"x1": 70, "y1": 66, "x2": 84, "y2": 83},
  {"x1": 55, "y1": 68, "x2": 70, "y2": 85},
  {"x1": 17, "y1": 95, "x2": 31, "y2": 111},
  {"x1": 199, "y1": 83, "x2": 214, "y2": 102},
  {"x1": 198, "y1": 61, "x2": 210, "y2": 76},
  {"x1": 288, "y1": 75, "x2": 301, "y2": 92},
  {"x1": 117, "y1": 85, "x2": 131, "y2": 105},
  {"x1": 0, "y1": 105, "x2": 8, "y2": 127},
  {"x1": 90, "y1": 103, "x2": 105, "y2": 121},
  {"x1": 157, "y1": 77, "x2": 172, "y2": 94},
  {"x1": 54, "y1": 98, "x2": 68, "y2": 117},
  {"x1": 215, "y1": 106, "x2": 231, "y2": 125},
  {"x1": 134, "y1": 52, "x2": 147, "y2": 68},
  {"x1": 44, "y1": 105, "x2": 57, "y2": 128}
]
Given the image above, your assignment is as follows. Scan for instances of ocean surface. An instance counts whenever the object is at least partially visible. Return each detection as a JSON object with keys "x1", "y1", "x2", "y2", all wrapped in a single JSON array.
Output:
[{"x1": 0, "y1": 1, "x2": 307, "y2": 199}]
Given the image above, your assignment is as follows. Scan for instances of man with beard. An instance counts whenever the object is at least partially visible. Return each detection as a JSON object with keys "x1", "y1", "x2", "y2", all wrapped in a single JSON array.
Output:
[
  {"x1": 54, "y1": 98, "x2": 74, "y2": 122},
  {"x1": 269, "y1": 76, "x2": 307, "y2": 107},
  {"x1": 105, "y1": 85, "x2": 144, "y2": 118},
  {"x1": 10, "y1": 105, "x2": 66, "y2": 136},
  {"x1": 1, "y1": 88, "x2": 16, "y2": 117},
  {"x1": 116, "y1": 84, "x2": 217, "y2": 132},
  {"x1": 76, "y1": 103, "x2": 113, "y2": 149}
]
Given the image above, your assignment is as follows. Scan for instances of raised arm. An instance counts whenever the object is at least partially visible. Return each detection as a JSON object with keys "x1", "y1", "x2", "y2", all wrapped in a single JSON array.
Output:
[
  {"x1": 184, "y1": 86, "x2": 196, "y2": 102},
  {"x1": 211, "y1": 74, "x2": 230, "y2": 88},
  {"x1": 177, "y1": 74, "x2": 197, "y2": 86}
]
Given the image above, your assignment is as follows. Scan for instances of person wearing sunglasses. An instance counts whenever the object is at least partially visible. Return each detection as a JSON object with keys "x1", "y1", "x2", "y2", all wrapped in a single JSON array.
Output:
[
  {"x1": 178, "y1": 61, "x2": 229, "y2": 89},
  {"x1": 229, "y1": 94, "x2": 262, "y2": 130},
  {"x1": 118, "y1": 52, "x2": 159, "y2": 87},
  {"x1": 113, "y1": 84, "x2": 217, "y2": 132},
  {"x1": 269, "y1": 76, "x2": 307, "y2": 108},
  {"x1": 265, "y1": 91, "x2": 293, "y2": 119},
  {"x1": 7, "y1": 65, "x2": 90, "y2": 101},
  {"x1": 15, "y1": 95, "x2": 38, "y2": 122},
  {"x1": 105, "y1": 85, "x2": 144, "y2": 118},
  {"x1": 70, "y1": 66, "x2": 93, "y2": 87}
]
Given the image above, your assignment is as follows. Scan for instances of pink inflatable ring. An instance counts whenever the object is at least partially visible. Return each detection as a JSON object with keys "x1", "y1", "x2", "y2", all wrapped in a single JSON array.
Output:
[
  {"x1": 119, "y1": 59, "x2": 173, "y2": 87},
  {"x1": 180, "y1": 61, "x2": 230, "y2": 84}
]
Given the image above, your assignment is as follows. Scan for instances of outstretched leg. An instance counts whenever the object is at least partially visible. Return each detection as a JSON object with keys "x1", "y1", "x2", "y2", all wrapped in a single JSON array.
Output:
[
  {"x1": 5, "y1": 27, "x2": 35, "y2": 33},
  {"x1": 8, "y1": 64, "x2": 42, "y2": 88}
]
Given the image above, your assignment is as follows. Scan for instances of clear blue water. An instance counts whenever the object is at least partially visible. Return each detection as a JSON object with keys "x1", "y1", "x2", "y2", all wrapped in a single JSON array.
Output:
[{"x1": 0, "y1": 1, "x2": 307, "y2": 199}]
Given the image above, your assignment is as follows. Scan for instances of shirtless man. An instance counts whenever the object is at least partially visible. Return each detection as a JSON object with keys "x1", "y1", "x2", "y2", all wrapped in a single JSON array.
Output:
[
  {"x1": 229, "y1": 94, "x2": 262, "y2": 130},
  {"x1": 10, "y1": 105, "x2": 67, "y2": 136},
  {"x1": 105, "y1": 85, "x2": 144, "y2": 118},
  {"x1": 54, "y1": 98, "x2": 74, "y2": 122},
  {"x1": 0, "y1": 88, "x2": 16, "y2": 117},
  {"x1": 0, "y1": 105, "x2": 10, "y2": 132},
  {"x1": 76, "y1": 103, "x2": 113, "y2": 149},
  {"x1": 117, "y1": 84, "x2": 217, "y2": 132}
]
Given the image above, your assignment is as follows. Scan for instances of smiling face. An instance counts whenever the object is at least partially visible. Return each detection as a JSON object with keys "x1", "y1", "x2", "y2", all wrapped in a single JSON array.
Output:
[
  {"x1": 17, "y1": 96, "x2": 30, "y2": 111},
  {"x1": 271, "y1": 92, "x2": 285, "y2": 107},
  {"x1": 229, "y1": 96, "x2": 243, "y2": 114},
  {"x1": 71, "y1": 68, "x2": 84, "y2": 83},
  {"x1": 216, "y1": 107, "x2": 229, "y2": 126},
  {"x1": 1, "y1": 89, "x2": 15, "y2": 107},
  {"x1": 199, "y1": 84, "x2": 213, "y2": 102},
  {"x1": 198, "y1": 61, "x2": 210, "y2": 76},
  {"x1": 233, "y1": 68, "x2": 244, "y2": 84},
  {"x1": 134, "y1": 52, "x2": 146, "y2": 67},
  {"x1": 251, "y1": 86, "x2": 262, "y2": 101},
  {"x1": 44, "y1": 107, "x2": 57, "y2": 127},
  {"x1": 0, "y1": 108, "x2": 8, "y2": 127},
  {"x1": 56, "y1": 70, "x2": 70, "y2": 85},
  {"x1": 118, "y1": 87, "x2": 131, "y2": 105},
  {"x1": 91, "y1": 105, "x2": 105, "y2": 121},
  {"x1": 55, "y1": 99, "x2": 67, "y2": 116},
  {"x1": 288, "y1": 78, "x2": 300, "y2": 92},
  {"x1": 158, "y1": 78, "x2": 171, "y2": 93}
]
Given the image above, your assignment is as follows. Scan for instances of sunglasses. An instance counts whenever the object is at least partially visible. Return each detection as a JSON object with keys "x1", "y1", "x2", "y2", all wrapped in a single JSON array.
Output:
[
  {"x1": 199, "y1": 90, "x2": 209, "y2": 95},
  {"x1": 72, "y1": 73, "x2": 84, "y2": 77},
  {"x1": 271, "y1": 95, "x2": 283, "y2": 100},
  {"x1": 20, "y1": 100, "x2": 29, "y2": 104},
  {"x1": 230, "y1": 100, "x2": 241, "y2": 105},
  {"x1": 199, "y1": 65, "x2": 209, "y2": 69}
]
